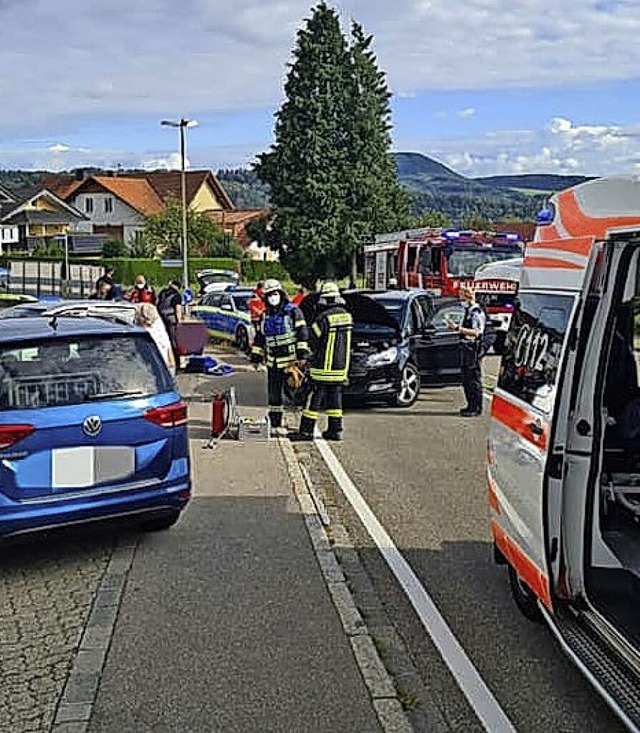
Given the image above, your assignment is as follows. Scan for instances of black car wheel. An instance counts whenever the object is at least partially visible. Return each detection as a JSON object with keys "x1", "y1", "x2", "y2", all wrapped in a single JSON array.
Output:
[
  {"x1": 392, "y1": 362, "x2": 420, "y2": 408},
  {"x1": 508, "y1": 565, "x2": 543, "y2": 622},
  {"x1": 141, "y1": 510, "x2": 182, "y2": 532},
  {"x1": 235, "y1": 326, "x2": 249, "y2": 352}
]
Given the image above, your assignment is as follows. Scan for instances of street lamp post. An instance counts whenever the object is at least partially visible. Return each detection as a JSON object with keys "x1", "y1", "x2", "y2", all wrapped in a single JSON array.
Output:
[{"x1": 160, "y1": 118, "x2": 198, "y2": 306}]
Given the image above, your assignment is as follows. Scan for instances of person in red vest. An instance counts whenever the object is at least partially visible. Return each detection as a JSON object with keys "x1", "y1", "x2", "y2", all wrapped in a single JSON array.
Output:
[
  {"x1": 249, "y1": 281, "x2": 265, "y2": 325},
  {"x1": 291, "y1": 286, "x2": 308, "y2": 306},
  {"x1": 127, "y1": 274, "x2": 156, "y2": 304}
]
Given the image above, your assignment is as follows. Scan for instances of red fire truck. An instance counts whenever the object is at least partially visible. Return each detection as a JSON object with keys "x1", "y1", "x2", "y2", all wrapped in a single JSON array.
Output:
[{"x1": 364, "y1": 228, "x2": 524, "y2": 295}]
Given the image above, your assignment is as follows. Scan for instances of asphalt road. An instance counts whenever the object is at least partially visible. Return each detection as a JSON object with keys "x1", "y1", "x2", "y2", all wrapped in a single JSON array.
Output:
[
  {"x1": 158, "y1": 355, "x2": 624, "y2": 732},
  {"x1": 294, "y1": 371, "x2": 625, "y2": 733}
]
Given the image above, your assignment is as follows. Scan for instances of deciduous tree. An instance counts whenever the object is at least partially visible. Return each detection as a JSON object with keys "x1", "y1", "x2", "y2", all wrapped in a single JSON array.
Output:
[{"x1": 139, "y1": 199, "x2": 242, "y2": 259}]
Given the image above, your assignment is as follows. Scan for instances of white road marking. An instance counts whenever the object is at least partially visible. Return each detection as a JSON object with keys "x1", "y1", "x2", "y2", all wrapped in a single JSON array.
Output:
[{"x1": 314, "y1": 434, "x2": 519, "y2": 733}]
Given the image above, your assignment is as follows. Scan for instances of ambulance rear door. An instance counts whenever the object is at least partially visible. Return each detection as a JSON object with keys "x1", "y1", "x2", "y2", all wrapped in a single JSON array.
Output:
[{"x1": 489, "y1": 236, "x2": 595, "y2": 611}]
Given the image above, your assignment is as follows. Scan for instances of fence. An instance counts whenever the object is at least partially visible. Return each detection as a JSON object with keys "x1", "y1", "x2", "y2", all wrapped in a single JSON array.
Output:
[{"x1": 7, "y1": 260, "x2": 101, "y2": 298}]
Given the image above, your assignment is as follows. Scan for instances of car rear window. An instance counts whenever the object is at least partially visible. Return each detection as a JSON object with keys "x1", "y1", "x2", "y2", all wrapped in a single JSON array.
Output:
[
  {"x1": 0, "y1": 334, "x2": 174, "y2": 410},
  {"x1": 371, "y1": 298, "x2": 406, "y2": 324}
]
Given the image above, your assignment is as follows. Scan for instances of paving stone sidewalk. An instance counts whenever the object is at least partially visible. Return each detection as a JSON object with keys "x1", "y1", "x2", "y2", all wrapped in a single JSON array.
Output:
[
  {"x1": 82, "y1": 402, "x2": 385, "y2": 733},
  {"x1": 0, "y1": 531, "x2": 115, "y2": 733}
]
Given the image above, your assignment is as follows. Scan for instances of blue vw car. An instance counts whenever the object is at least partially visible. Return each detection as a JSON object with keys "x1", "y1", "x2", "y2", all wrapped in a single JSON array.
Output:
[
  {"x1": 191, "y1": 286, "x2": 255, "y2": 351},
  {"x1": 0, "y1": 316, "x2": 191, "y2": 540}
]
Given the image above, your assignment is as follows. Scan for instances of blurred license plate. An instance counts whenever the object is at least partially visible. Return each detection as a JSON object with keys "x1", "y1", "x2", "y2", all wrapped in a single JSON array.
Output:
[{"x1": 52, "y1": 447, "x2": 135, "y2": 489}]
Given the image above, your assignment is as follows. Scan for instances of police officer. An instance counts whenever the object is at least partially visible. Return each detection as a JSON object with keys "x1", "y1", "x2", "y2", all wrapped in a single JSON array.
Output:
[
  {"x1": 297, "y1": 282, "x2": 353, "y2": 441},
  {"x1": 250, "y1": 279, "x2": 310, "y2": 435},
  {"x1": 447, "y1": 285, "x2": 486, "y2": 417}
]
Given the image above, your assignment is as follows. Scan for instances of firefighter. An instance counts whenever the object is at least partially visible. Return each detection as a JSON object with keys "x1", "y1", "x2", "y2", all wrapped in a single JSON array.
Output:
[
  {"x1": 296, "y1": 282, "x2": 353, "y2": 441},
  {"x1": 250, "y1": 279, "x2": 310, "y2": 435},
  {"x1": 447, "y1": 285, "x2": 486, "y2": 417}
]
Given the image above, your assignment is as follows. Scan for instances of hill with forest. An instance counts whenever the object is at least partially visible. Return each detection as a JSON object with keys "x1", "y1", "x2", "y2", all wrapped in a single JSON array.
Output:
[{"x1": 0, "y1": 153, "x2": 596, "y2": 225}]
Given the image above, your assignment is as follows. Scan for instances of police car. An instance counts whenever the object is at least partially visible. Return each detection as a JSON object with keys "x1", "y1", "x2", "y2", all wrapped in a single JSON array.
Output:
[{"x1": 191, "y1": 287, "x2": 255, "y2": 351}]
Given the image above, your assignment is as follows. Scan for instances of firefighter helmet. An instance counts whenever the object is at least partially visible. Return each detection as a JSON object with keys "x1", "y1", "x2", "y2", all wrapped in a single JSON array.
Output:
[
  {"x1": 318, "y1": 281, "x2": 344, "y2": 305},
  {"x1": 263, "y1": 278, "x2": 282, "y2": 295}
]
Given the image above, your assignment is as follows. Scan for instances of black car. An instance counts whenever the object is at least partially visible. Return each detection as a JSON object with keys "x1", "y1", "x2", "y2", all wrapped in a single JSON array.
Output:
[
  {"x1": 326, "y1": 289, "x2": 494, "y2": 408},
  {"x1": 298, "y1": 288, "x2": 495, "y2": 408}
]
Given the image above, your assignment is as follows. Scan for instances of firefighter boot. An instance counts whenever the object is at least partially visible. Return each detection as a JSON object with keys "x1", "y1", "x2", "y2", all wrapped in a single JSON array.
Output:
[
  {"x1": 292, "y1": 415, "x2": 315, "y2": 442},
  {"x1": 322, "y1": 417, "x2": 343, "y2": 442}
]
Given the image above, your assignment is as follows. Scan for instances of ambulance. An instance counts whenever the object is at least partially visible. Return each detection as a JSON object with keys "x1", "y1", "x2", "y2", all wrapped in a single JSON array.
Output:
[{"x1": 488, "y1": 176, "x2": 640, "y2": 731}]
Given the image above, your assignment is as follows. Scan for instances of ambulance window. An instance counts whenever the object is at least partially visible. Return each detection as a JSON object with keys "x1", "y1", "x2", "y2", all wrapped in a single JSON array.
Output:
[{"x1": 497, "y1": 293, "x2": 574, "y2": 414}]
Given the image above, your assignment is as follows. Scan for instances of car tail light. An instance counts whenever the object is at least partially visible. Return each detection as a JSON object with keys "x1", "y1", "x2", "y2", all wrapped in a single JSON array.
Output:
[
  {"x1": 144, "y1": 401, "x2": 188, "y2": 429},
  {"x1": 0, "y1": 424, "x2": 35, "y2": 449}
]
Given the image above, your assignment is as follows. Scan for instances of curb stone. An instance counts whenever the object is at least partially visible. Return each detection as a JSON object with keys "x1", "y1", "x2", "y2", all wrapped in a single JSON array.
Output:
[
  {"x1": 278, "y1": 436, "x2": 415, "y2": 733},
  {"x1": 50, "y1": 536, "x2": 138, "y2": 733}
]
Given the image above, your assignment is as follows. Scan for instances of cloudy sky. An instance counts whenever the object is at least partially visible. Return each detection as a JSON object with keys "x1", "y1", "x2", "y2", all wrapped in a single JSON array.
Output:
[{"x1": 1, "y1": 0, "x2": 639, "y2": 178}]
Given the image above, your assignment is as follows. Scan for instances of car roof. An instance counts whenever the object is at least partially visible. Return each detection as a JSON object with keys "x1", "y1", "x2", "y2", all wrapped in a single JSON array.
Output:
[
  {"x1": 356, "y1": 288, "x2": 435, "y2": 301},
  {"x1": 0, "y1": 315, "x2": 140, "y2": 343}
]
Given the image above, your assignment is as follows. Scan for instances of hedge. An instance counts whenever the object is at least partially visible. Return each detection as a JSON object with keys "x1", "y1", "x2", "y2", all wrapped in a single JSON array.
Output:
[{"x1": 102, "y1": 257, "x2": 291, "y2": 287}]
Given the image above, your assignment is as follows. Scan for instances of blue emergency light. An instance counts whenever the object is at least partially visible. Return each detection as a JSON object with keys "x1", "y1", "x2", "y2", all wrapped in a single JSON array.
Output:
[{"x1": 536, "y1": 205, "x2": 555, "y2": 225}]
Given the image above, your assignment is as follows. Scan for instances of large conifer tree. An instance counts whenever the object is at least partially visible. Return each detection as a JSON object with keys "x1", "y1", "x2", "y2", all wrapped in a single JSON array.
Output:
[{"x1": 255, "y1": 3, "x2": 408, "y2": 286}]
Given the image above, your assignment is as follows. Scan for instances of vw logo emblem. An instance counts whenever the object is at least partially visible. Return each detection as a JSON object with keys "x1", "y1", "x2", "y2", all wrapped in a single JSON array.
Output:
[{"x1": 82, "y1": 415, "x2": 102, "y2": 438}]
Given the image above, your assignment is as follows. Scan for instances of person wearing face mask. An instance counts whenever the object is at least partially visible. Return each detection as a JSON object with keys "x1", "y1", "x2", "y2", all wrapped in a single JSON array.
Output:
[
  {"x1": 127, "y1": 274, "x2": 156, "y2": 304},
  {"x1": 250, "y1": 279, "x2": 310, "y2": 435}
]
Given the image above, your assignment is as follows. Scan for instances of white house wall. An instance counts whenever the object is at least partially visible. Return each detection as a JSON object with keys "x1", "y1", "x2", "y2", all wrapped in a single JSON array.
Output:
[
  {"x1": 71, "y1": 192, "x2": 145, "y2": 243},
  {"x1": 1, "y1": 225, "x2": 19, "y2": 248}
]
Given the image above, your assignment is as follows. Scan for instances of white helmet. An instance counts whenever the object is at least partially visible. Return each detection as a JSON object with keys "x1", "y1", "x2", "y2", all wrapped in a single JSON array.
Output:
[
  {"x1": 263, "y1": 278, "x2": 282, "y2": 295},
  {"x1": 318, "y1": 280, "x2": 344, "y2": 306}
]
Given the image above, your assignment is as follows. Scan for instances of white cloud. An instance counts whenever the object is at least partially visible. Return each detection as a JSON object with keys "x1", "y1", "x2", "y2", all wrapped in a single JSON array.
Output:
[
  {"x1": 141, "y1": 152, "x2": 189, "y2": 171},
  {"x1": 457, "y1": 107, "x2": 476, "y2": 118},
  {"x1": 399, "y1": 117, "x2": 640, "y2": 177},
  {"x1": 48, "y1": 143, "x2": 70, "y2": 153},
  {"x1": 0, "y1": 0, "x2": 639, "y2": 139}
]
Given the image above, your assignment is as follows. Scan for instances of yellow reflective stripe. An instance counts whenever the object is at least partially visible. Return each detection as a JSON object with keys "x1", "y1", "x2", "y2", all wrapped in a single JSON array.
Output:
[
  {"x1": 310, "y1": 371, "x2": 347, "y2": 382},
  {"x1": 207, "y1": 328, "x2": 233, "y2": 341},
  {"x1": 326, "y1": 409, "x2": 343, "y2": 417},
  {"x1": 251, "y1": 345, "x2": 264, "y2": 355},
  {"x1": 297, "y1": 341, "x2": 309, "y2": 351},
  {"x1": 324, "y1": 331, "x2": 336, "y2": 372},
  {"x1": 310, "y1": 368, "x2": 347, "y2": 376},
  {"x1": 198, "y1": 305, "x2": 251, "y2": 322},
  {"x1": 302, "y1": 409, "x2": 319, "y2": 420},
  {"x1": 295, "y1": 319, "x2": 306, "y2": 328},
  {"x1": 312, "y1": 323, "x2": 322, "y2": 337},
  {"x1": 327, "y1": 313, "x2": 352, "y2": 326},
  {"x1": 267, "y1": 334, "x2": 296, "y2": 345}
]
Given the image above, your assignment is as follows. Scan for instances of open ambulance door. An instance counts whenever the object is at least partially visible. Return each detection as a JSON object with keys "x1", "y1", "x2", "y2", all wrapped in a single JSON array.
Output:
[
  {"x1": 488, "y1": 266, "x2": 586, "y2": 618},
  {"x1": 546, "y1": 234, "x2": 640, "y2": 731}
]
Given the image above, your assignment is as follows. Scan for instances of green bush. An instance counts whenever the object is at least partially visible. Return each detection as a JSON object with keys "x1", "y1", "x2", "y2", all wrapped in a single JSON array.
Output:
[{"x1": 240, "y1": 260, "x2": 290, "y2": 283}]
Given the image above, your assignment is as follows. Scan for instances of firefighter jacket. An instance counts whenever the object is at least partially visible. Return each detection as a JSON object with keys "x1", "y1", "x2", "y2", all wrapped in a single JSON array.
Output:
[
  {"x1": 251, "y1": 302, "x2": 309, "y2": 368},
  {"x1": 308, "y1": 305, "x2": 353, "y2": 383}
]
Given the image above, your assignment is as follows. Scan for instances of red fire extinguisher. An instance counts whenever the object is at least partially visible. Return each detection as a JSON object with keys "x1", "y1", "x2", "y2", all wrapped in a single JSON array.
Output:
[{"x1": 211, "y1": 391, "x2": 228, "y2": 438}]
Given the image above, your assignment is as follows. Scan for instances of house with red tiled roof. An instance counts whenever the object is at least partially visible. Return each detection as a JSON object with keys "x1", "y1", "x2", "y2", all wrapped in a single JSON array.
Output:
[
  {"x1": 206, "y1": 208, "x2": 277, "y2": 261},
  {"x1": 46, "y1": 169, "x2": 237, "y2": 249},
  {"x1": 44, "y1": 169, "x2": 276, "y2": 259}
]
